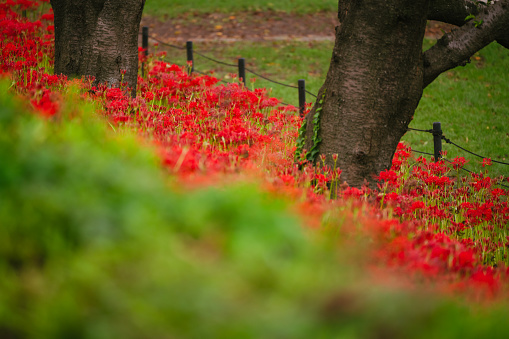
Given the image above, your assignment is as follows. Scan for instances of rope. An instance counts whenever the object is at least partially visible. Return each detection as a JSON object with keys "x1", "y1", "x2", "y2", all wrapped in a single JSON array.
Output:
[
  {"x1": 147, "y1": 35, "x2": 186, "y2": 50},
  {"x1": 141, "y1": 36, "x2": 508, "y2": 186},
  {"x1": 411, "y1": 148, "x2": 509, "y2": 189},
  {"x1": 409, "y1": 126, "x2": 509, "y2": 166},
  {"x1": 244, "y1": 68, "x2": 318, "y2": 98},
  {"x1": 441, "y1": 136, "x2": 509, "y2": 166},
  {"x1": 193, "y1": 50, "x2": 238, "y2": 68},
  {"x1": 442, "y1": 159, "x2": 509, "y2": 189},
  {"x1": 193, "y1": 68, "x2": 291, "y2": 106},
  {"x1": 143, "y1": 34, "x2": 319, "y2": 99},
  {"x1": 305, "y1": 90, "x2": 318, "y2": 98},
  {"x1": 411, "y1": 149, "x2": 434, "y2": 157},
  {"x1": 407, "y1": 127, "x2": 433, "y2": 133},
  {"x1": 193, "y1": 69, "x2": 231, "y2": 85},
  {"x1": 442, "y1": 157, "x2": 472, "y2": 173},
  {"x1": 245, "y1": 67, "x2": 297, "y2": 88}
]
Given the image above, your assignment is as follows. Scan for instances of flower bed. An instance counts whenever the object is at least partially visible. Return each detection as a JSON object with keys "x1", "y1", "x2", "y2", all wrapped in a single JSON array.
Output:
[{"x1": 1, "y1": 0, "x2": 509, "y2": 330}]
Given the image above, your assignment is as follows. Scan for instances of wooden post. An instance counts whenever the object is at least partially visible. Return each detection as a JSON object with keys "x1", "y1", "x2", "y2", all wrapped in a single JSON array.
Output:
[
  {"x1": 141, "y1": 26, "x2": 148, "y2": 77},
  {"x1": 238, "y1": 58, "x2": 246, "y2": 86},
  {"x1": 298, "y1": 79, "x2": 306, "y2": 117},
  {"x1": 142, "y1": 26, "x2": 149, "y2": 56},
  {"x1": 186, "y1": 41, "x2": 194, "y2": 73},
  {"x1": 433, "y1": 122, "x2": 442, "y2": 162}
]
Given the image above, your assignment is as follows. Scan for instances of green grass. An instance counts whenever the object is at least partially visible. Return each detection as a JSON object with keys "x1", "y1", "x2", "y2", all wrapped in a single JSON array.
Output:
[
  {"x1": 154, "y1": 38, "x2": 509, "y2": 178},
  {"x1": 144, "y1": 0, "x2": 337, "y2": 18}
]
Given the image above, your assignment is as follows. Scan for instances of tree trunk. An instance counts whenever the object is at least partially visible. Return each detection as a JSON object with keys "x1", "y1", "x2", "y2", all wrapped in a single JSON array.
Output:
[
  {"x1": 301, "y1": 0, "x2": 429, "y2": 188},
  {"x1": 50, "y1": 0, "x2": 145, "y2": 97}
]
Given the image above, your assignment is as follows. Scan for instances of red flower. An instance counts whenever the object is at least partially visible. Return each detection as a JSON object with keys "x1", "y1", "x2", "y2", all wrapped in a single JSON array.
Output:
[
  {"x1": 410, "y1": 201, "x2": 425, "y2": 212},
  {"x1": 469, "y1": 268, "x2": 499, "y2": 297},
  {"x1": 378, "y1": 169, "x2": 398, "y2": 185},
  {"x1": 144, "y1": 91, "x2": 154, "y2": 101},
  {"x1": 280, "y1": 174, "x2": 295, "y2": 186},
  {"x1": 451, "y1": 156, "x2": 468, "y2": 170},
  {"x1": 342, "y1": 187, "x2": 363, "y2": 199},
  {"x1": 41, "y1": 13, "x2": 54, "y2": 21},
  {"x1": 454, "y1": 250, "x2": 476, "y2": 269},
  {"x1": 30, "y1": 90, "x2": 59, "y2": 117}
]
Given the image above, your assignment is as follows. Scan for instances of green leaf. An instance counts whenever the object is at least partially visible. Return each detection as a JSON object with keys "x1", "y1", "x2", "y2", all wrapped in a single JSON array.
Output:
[{"x1": 474, "y1": 19, "x2": 483, "y2": 27}]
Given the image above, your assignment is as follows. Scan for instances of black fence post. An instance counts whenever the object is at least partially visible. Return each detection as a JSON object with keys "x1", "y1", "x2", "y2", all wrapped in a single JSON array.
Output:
[
  {"x1": 141, "y1": 26, "x2": 149, "y2": 77},
  {"x1": 142, "y1": 26, "x2": 149, "y2": 56},
  {"x1": 186, "y1": 41, "x2": 194, "y2": 73},
  {"x1": 433, "y1": 122, "x2": 442, "y2": 162},
  {"x1": 238, "y1": 58, "x2": 246, "y2": 86},
  {"x1": 298, "y1": 79, "x2": 306, "y2": 117}
]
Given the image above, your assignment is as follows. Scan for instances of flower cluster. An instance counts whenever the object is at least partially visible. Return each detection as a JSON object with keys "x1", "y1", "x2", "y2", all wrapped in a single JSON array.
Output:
[
  {"x1": 376, "y1": 143, "x2": 508, "y2": 269},
  {"x1": 2, "y1": 1, "x2": 508, "y2": 300}
]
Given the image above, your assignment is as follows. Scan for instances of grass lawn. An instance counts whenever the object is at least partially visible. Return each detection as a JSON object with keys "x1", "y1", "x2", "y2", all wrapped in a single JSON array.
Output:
[{"x1": 144, "y1": 0, "x2": 337, "y2": 17}]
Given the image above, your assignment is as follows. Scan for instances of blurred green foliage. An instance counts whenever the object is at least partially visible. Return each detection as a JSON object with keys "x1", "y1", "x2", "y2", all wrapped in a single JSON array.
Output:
[{"x1": 1, "y1": 80, "x2": 509, "y2": 338}]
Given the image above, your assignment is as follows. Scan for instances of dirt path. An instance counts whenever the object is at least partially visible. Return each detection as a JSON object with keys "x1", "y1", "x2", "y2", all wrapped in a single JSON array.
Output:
[{"x1": 141, "y1": 11, "x2": 451, "y2": 43}]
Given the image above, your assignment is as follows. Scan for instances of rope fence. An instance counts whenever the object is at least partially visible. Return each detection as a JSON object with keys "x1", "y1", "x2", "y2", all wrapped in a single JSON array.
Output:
[
  {"x1": 408, "y1": 122, "x2": 509, "y2": 189},
  {"x1": 140, "y1": 27, "x2": 316, "y2": 116},
  {"x1": 139, "y1": 28, "x2": 508, "y2": 188}
]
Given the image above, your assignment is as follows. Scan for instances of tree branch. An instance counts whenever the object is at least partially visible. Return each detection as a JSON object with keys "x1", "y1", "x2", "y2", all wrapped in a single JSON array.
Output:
[
  {"x1": 497, "y1": 35, "x2": 509, "y2": 48},
  {"x1": 428, "y1": 0, "x2": 480, "y2": 26},
  {"x1": 423, "y1": 0, "x2": 509, "y2": 88}
]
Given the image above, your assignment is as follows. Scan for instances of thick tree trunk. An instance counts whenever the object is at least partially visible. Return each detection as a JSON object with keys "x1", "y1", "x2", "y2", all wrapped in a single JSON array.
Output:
[
  {"x1": 50, "y1": 0, "x2": 145, "y2": 97},
  {"x1": 302, "y1": 0, "x2": 429, "y2": 188}
]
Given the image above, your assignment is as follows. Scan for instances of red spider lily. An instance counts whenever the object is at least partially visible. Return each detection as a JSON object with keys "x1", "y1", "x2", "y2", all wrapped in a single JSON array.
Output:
[
  {"x1": 30, "y1": 89, "x2": 59, "y2": 116},
  {"x1": 280, "y1": 174, "x2": 295, "y2": 186},
  {"x1": 410, "y1": 200, "x2": 425, "y2": 212},
  {"x1": 378, "y1": 169, "x2": 399, "y2": 186},
  {"x1": 4, "y1": 1, "x2": 509, "y2": 302},
  {"x1": 451, "y1": 156, "x2": 468, "y2": 170}
]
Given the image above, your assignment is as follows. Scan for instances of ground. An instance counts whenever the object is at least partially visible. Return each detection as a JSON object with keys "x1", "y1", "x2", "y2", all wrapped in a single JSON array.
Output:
[{"x1": 141, "y1": 11, "x2": 453, "y2": 43}]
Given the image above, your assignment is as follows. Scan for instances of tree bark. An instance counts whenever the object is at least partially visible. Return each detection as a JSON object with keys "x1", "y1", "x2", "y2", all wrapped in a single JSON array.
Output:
[
  {"x1": 302, "y1": 0, "x2": 429, "y2": 188},
  {"x1": 50, "y1": 0, "x2": 145, "y2": 97}
]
